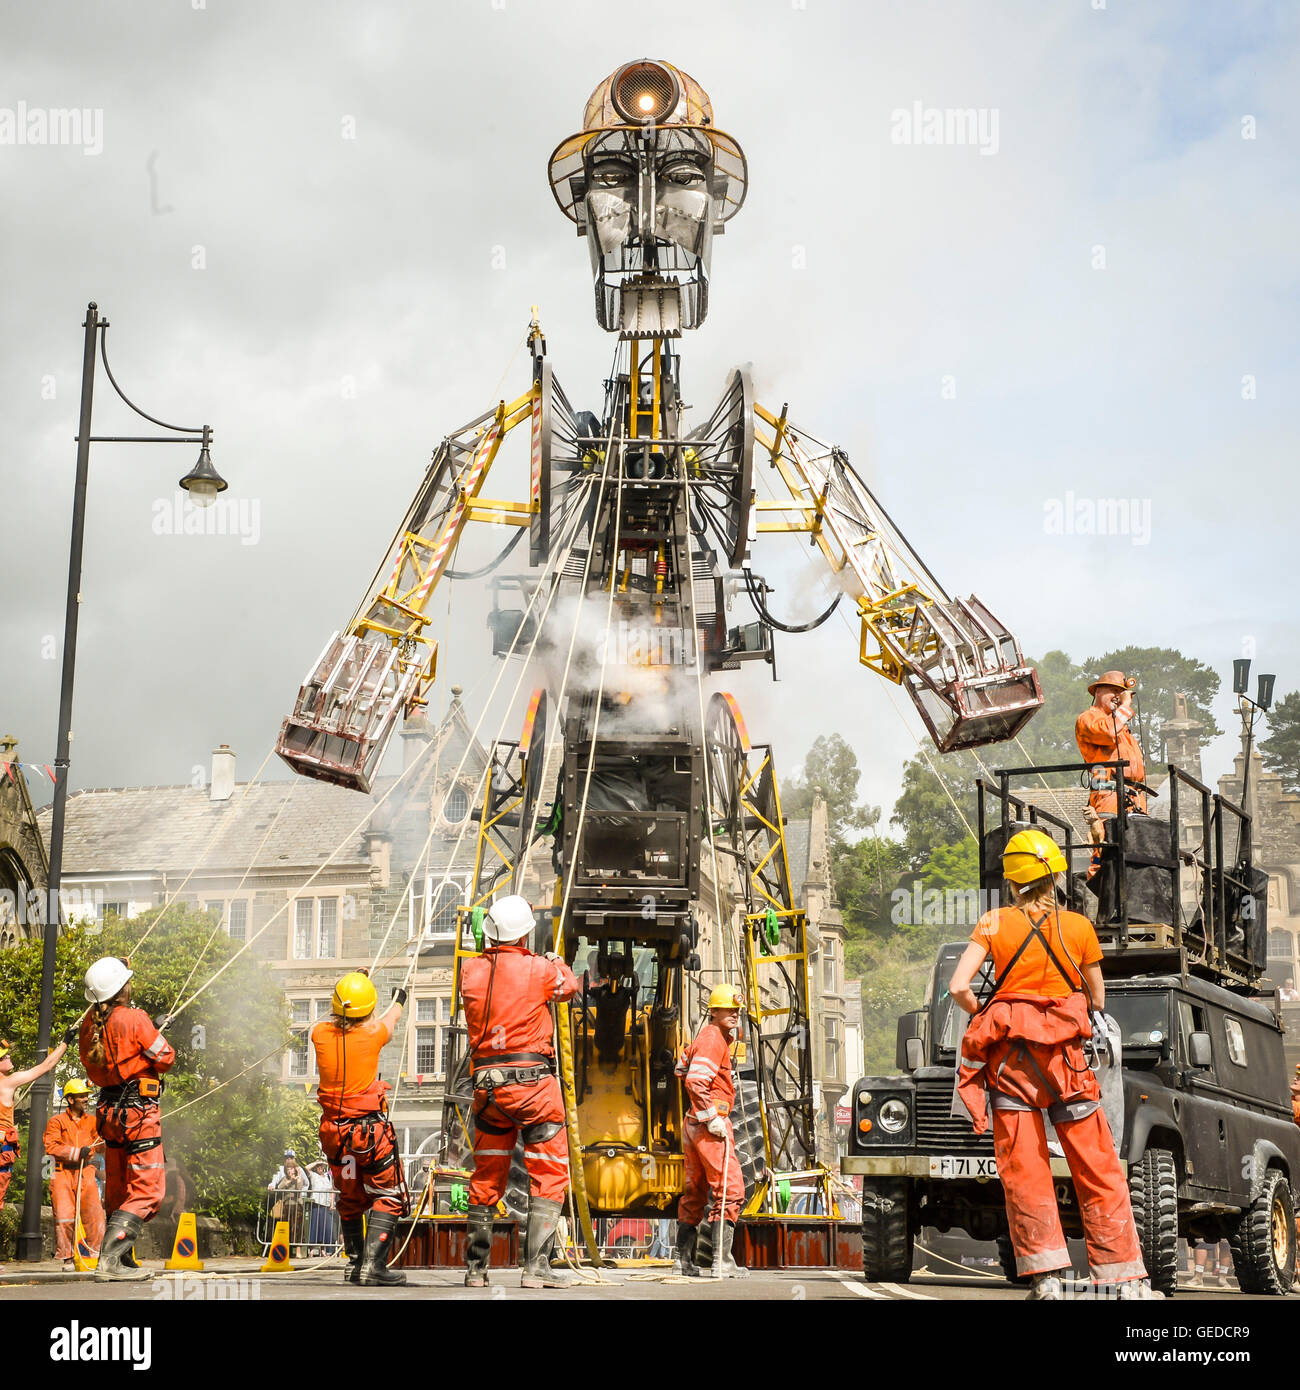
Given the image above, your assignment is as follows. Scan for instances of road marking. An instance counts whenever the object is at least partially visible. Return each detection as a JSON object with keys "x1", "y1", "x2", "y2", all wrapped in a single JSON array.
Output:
[
  {"x1": 838, "y1": 1277, "x2": 889, "y2": 1299},
  {"x1": 880, "y1": 1281, "x2": 936, "y2": 1300}
]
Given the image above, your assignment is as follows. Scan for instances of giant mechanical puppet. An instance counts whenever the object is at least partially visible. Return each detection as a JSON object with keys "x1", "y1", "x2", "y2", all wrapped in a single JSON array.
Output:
[{"x1": 275, "y1": 61, "x2": 1043, "y2": 1241}]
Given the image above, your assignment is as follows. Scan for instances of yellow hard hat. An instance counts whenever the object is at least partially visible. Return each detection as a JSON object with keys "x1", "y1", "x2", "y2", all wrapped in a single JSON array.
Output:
[
  {"x1": 331, "y1": 972, "x2": 377, "y2": 1020},
  {"x1": 708, "y1": 984, "x2": 743, "y2": 1011},
  {"x1": 1002, "y1": 828, "x2": 1068, "y2": 884},
  {"x1": 62, "y1": 1078, "x2": 92, "y2": 1099}
]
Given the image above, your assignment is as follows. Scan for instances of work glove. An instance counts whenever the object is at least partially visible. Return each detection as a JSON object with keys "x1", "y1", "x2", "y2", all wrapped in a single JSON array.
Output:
[
  {"x1": 152, "y1": 1013, "x2": 173, "y2": 1031},
  {"x1": 61, "y1": 1023, "x2": 80, "y2": 1046},
  {"x1": 543, "y1": 951, "x2": 564, "y2": 964},
  {"x1": 706, "y1": 1116, "x2": 729, "y2": 1139},
  {"x1": 77, "y1": 1146, "x2": 92, "y2": 1163},
  {"x1": 391, "y1": 987, "x2": 408, "y2": 1006}
]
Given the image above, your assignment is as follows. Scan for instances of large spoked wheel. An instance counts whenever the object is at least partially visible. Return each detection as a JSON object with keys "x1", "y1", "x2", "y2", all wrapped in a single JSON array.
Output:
[
  {"x1": 1229, "y1": 1167, "x2": 1296, "y2": 1295},
  {"x1": 688, "y1": 367, "x2": 753, "y2": 567},
  {"x1": 1129, "y1": 1147, "x2": 1179, "y2": 1296},
  {"x1": 861, "y1": 1179, "x2": 914, "y2": 1283}
]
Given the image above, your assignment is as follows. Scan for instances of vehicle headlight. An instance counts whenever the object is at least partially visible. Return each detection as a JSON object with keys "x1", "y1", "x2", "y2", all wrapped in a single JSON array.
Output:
[{"x1": 878, "y1": 1098, "x2": 909, "y2": 1133}]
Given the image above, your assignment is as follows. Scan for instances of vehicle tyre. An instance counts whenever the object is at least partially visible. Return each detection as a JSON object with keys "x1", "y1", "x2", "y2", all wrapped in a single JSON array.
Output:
[
  {"x1": 861, "y1": 1178, "x2": 914, "y2": 1283},
  {"x1": 1228, "y1": 1167, "x2": 1296, "y2": 1296},
  {"x1": 1129, "y1": 1147, "x2": 1179, "y2": 1296},
  {"x1": 996, "y1": 1234, "x2": 1031, "y2": 1286}
]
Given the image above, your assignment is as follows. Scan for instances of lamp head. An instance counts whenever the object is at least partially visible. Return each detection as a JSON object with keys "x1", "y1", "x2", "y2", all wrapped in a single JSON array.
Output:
[{"x1": 179, "y1": 432, "x2": 227, "y2": 508}]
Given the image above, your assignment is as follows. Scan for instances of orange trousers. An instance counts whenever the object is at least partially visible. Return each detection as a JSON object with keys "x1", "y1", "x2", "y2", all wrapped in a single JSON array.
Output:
[
  {"x1": 469, "y1": 1076, "x2": 569, "y2": 1205},
  {"x1": 319, "y1": 1113, "x2": 405, "y2": 1221},
  {"x1": 679, "y1": 1118, "x2": 744, "y2": 1226},
  {"x1": 99, "y1": 1104, "x2": 166, "y2": 1221},
  {"x1": 992, "y1": 1103, "x2": 1145, "y2": 1281},
  {"x1": 51, "y1": 1166, "x2": 105, "y2": 1258}
]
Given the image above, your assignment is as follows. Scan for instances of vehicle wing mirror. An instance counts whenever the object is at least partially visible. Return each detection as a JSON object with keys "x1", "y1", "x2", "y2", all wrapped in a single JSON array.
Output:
[
  {"x1": 896, "y1": 1010, "x2": 925, "y2": 1071},
  {"x1": 1188, "y1": 1032, "x2": 1212, "y2": 1068}
]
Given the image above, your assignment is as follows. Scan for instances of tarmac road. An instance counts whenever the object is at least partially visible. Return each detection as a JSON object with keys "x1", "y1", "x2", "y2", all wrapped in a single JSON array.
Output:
[{"x1": 1, "y1": 1260, "x2": 1290, "y2": 1301}]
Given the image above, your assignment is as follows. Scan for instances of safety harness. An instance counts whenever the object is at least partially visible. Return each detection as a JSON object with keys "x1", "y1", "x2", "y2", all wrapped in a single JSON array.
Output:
[
  {"x1": 97, "y1": 1078, "x2": 165, "y2": 1154},
  {"x1": 980, "y1": 909, "x2": 1099, "y2": 1120}
]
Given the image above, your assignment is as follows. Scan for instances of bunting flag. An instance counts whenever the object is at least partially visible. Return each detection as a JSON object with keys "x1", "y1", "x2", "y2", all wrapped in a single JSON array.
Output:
[{"x1": 0, "y1": 759, "x2": 60, "y2": 785}]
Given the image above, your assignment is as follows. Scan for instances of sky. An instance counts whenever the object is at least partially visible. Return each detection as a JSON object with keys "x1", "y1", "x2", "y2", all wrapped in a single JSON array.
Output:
[{"x1": 2, "y1": 0, "x2": 1297, "y2": 828}]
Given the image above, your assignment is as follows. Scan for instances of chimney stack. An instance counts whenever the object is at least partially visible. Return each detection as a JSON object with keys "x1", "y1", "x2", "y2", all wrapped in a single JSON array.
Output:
[{"x1": 210, "y1": 744, "x2": 236, "y2": 802}]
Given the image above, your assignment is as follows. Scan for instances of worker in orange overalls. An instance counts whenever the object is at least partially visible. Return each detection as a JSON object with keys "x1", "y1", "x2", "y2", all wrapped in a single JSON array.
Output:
[
  {"x1": 950, "y1": 829, "x2": 1158, "y2": 1300},
  {"x1": 1075, "y1": 670, "x2": 1147, "y2": 817},
  {"x1": 79, "y1": 956, "x2": 176, "y2": 1282},
  {"x1": 43, "y1": 1077, "x2": 104, "y2": 1268},
  {"x1": 458, "y1": 894, "x2": 579, "y2": 1290},
  {"x1": 312, "y1": 970, "x2": 408, "y2": 1287},
  {"x1": 676, "y1": 983, "x2": 749, "y2": 1279},
  {"x1": 0, "y1": 1033, "x2": 71, "y2": 1221}
]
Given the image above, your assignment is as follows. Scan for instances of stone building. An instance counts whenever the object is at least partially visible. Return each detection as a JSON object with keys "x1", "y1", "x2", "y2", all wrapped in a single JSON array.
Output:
[{"x1": 0, "y1": 735, "x2": 51, "y2": 948}]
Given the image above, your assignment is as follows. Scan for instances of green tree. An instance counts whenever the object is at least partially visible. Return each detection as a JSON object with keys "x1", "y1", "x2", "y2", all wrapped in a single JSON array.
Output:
[
  {"x1": 850, "y1": 925, "x2": 955, "y2": 1073},
  {"x1": 1261, "y1": 691, "x2": 1300, "y2": 795},
  {"x1": 1014, "y1": 650, "x2": 1092, "y2": 775},
  {"x1": 1087, "y1": 645, "x2": 1221, "y2": 757},
  {"x1": 781, "y1": 732, "x2": 872, "y2": 845},
  {"x1": 890, "y1": 750, "x2": 980, "y2": 866}
]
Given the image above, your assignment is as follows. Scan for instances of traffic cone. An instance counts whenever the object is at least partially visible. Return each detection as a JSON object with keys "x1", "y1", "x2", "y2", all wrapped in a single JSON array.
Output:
[
  {"x1": 165, "y1": 1212, "x2": 205, "y2": 1271},
  {"x1": 260, "y1": 1219, "x2": 295, "y2": 1273},
  {"x1": 71, "y1": 1216, "x2": 98, "y2": 1272}
]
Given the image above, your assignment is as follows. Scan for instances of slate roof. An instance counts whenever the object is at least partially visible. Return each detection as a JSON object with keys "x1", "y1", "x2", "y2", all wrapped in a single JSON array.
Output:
[
  {"x1": 36, "y1": 777, "x2": 387, "y2": 874},
  {"x1": 35, "y1": 692, "x2": 491, "y2": 877}
]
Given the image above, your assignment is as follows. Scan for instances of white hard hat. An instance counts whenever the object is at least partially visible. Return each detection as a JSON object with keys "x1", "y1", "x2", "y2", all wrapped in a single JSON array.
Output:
[
  {"x1": 84, "y1": 957, "x2": 133, "y2": 1004},
  {"x1": 485, "y1": 895, "x2": 537, "y2": 944}
]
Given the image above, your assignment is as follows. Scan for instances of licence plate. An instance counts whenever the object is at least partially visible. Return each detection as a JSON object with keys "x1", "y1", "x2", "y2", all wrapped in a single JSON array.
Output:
[{"x1": 928, "y1": 1155, "x2": 998, "y2": 1179}]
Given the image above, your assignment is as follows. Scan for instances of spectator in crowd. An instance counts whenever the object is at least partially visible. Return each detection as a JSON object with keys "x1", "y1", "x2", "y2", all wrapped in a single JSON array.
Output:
[
  {"x1": 307, "y1": 1158, "x2": 339, "y2": 1255},
  {"x1": 267, "y1": 1150, "x2": 309, "y2": 1256},
  {"x1": 1279, "y1": 978, "x2": 1299, "y2": 1003}
]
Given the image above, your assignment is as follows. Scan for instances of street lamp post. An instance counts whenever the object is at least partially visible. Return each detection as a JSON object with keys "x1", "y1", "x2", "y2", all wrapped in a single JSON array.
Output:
[
  {"x1": 17, "y1": 301, "x2": 227, "y2": 1261},
  {"x1": 1229, "y1": 658, "x2": 1276, "y2": 874}
]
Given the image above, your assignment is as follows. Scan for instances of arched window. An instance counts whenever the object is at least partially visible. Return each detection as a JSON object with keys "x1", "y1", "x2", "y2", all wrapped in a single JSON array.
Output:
[
  {"x1": 442, "y1": 785, "x2": 469, "y2": 824},
  {"x1": 1267, "y1": 929, "x2": 1293, "y2": 962}
]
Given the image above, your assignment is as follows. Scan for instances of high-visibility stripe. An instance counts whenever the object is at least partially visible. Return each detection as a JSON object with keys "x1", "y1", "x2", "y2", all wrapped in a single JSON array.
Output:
[
  {"x1": 143, "y1": 1034, "x2": 168, "y2": 1058},
  {"x1": 523, "y1": 1151, "x2": 568, "y2": 1164},
  {"x1": 474, "y1": 1149, "x2": 515, "y2": 1157}
]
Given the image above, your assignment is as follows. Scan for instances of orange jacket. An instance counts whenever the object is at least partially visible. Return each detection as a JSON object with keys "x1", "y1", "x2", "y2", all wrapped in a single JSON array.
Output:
[
  {"x1": 460, "y1": 945, "x2": 579, "y2": 1066},
  {"x1": 1075, "y1": 705, "x2": 1146, "y2": 812},
  {"x1": 80, "y1": 1004, "x2": 176, "y2": 1089},
  {"x1": 956, "y1": 991, "x2": 1098, "y2": 1134},
  {"x1": 312, "y1": 1014, "x2": 393, "y2": 1119},
  {"x1": 43, "y1": 1109, "x2": 101, "y2": 1165},
  {"x1": 677, "y1": 1021, "x2": 736, "y2": 1122}
]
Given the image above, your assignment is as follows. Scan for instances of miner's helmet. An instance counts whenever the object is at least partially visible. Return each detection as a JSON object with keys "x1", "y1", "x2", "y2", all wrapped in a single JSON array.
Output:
[
  {"x1": 1002, "y1": 828, "x2": 1068, "y2": 885},
  {"x1": 331, "y1": 971, "x2": 377, "y2": 1020},
  {"x1": 547, "y1": 59, "x2": 748, "y2": 224},
  {"x1": 62, "y1": 1078, "x2": 92, "y2": 1100},
  {"x1": 708, "y1": 983, "x2": 743, "y2": 1011}
]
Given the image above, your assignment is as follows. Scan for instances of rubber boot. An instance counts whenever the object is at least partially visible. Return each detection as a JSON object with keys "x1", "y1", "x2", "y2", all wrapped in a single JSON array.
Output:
[
  {"x1": 718, "y1": 1221, "x2": 750, "y2": 1279},
  {"x1": 465, "y1": 1204, "x2": 495, "y2": 1288},
  {"x1": 1026, "y1": 1270, "x2": 1067, "y2": 1301},
  {"x1": 521, "y1": 1197, "x2": 574, "y2": 1288},
  {"x1": 691, "y1": 1222, "x2": 715, "y2": 1275},
  {"x1": 340, "y1": 1216, "x2": 364, "y2": 1284},
  {"x1": 673, "y1": 1222, "x2": 697, "y2": 1276},
  {"x1": 356, "y1": 1211, "x2": 407, "y2": 1287},
  {"x1": 95, "y1": 1211, "x2": 151, "y2": 1283}
]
